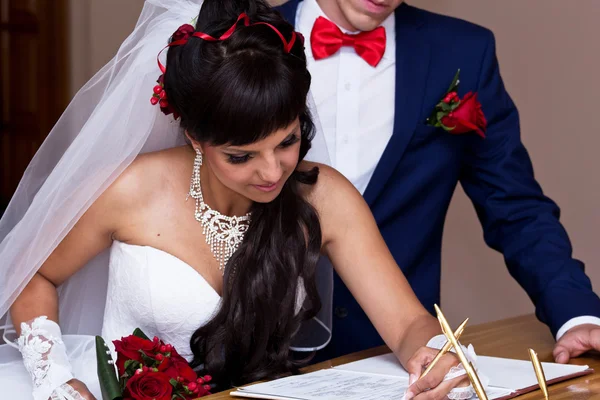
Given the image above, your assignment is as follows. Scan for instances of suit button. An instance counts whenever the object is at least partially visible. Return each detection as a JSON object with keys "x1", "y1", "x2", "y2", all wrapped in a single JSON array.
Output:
[{"x1": 334, "y1": 306, "x2": 348, "y2": 319}]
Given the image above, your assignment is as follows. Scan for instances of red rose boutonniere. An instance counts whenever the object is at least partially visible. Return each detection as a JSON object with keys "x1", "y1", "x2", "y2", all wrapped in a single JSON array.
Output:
[{"x1": 427, "y1": 70, "x2": 487, "y2": 138}]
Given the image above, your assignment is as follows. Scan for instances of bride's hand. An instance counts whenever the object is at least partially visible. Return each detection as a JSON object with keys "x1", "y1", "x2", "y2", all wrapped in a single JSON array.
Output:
[
  {"x1": 59, "y1": 379, "x2": 97, "y2": 400},
  {"x1": 403, "y1": 347, "x2": 470, "y2": 400}
]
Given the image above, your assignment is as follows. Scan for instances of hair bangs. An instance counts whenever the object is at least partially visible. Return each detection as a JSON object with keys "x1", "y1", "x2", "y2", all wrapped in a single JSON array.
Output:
[{"x1": 198, "y1": 50, "x2": 308, "y2": 146}]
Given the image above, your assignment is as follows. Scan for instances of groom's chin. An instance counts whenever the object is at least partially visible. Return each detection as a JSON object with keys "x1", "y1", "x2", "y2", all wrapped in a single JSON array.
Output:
[{"x1": 342, "y1": 0, "x2": 400, "y2": 30}]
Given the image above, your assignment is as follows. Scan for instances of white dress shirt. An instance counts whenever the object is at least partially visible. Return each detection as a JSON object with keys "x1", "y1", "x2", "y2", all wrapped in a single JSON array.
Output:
[
  {"x1": 297, "y1": 0, "x2": 395, "y2": 194},
  {"x1": 295, "y1": 0, "x2": 599, "y2": 341}
]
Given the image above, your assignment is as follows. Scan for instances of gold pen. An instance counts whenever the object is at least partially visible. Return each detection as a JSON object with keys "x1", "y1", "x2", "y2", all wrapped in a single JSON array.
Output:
[
  {"x1": 434, "y1": 304, "x2": 489, "y2": 400},
  {"x1": 419, "y1": 317, "x2": 469, "y2": 379},
  {"x1": 528, "y1": 348, "x2": 549, "y2": 400}
]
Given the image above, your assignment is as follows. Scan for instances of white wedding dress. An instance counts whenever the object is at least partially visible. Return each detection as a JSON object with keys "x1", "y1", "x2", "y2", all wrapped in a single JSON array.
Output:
[{"x1": 0, "y1": 240, "x2": 229, "y2": 399}]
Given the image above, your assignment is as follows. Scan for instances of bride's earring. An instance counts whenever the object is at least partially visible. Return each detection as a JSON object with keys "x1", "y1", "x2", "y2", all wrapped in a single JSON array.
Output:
[
  {"x1": 195, "y1": 147, "x2": 203, "y2": 166},
  {"x1": 188, "y1": 148, "x2": 202, "y2": 200}
]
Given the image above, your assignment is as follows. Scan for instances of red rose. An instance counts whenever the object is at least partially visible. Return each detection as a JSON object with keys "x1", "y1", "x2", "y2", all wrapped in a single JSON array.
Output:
[
  {"x1": 441, "y1": 91, "x2": 487, "y2": 138},
  {"x1": 172, "y1": 24, "x2": 195, "y2": 43},
  {"x1": 125, "y1": 370, "x2": 172, "y2": 400},
  {"x1": 113, "y1": 336, "x2": 157, "y2": 376},
  {"x1": 162, "y1": 349, "x2": 197, "y2": 383}
]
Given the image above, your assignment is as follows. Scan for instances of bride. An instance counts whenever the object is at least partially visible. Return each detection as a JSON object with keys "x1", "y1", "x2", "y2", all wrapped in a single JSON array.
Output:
[{"x1": 0, "y1": 0, "x2": 475, "y2": 399}]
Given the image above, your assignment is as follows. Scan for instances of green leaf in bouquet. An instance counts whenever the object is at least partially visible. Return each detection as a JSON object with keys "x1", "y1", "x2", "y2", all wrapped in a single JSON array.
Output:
[
  {"x1": 450, "y1": 100, "x2": 462, "y2": 111},
  {"x1": 95, "y1": 336, "x2": 123, "y2": 400},
  {"x1": 124, "y1": 359, "x2": 142, "y2": 377},
  {"x1": 133, "y1": 328, "x2": 150, "y2": 340},
  {"x1": 140, "y1": 350, "x2": 159, "y2": 366},
  {"x1": 124, "y1": 359, "x2": 141, "y2": 372}
]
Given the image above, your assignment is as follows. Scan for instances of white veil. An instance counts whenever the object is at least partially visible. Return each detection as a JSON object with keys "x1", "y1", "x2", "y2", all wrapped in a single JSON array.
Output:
[{"x1": 0, "y1": 0, "x2": 332, "y2": 352}]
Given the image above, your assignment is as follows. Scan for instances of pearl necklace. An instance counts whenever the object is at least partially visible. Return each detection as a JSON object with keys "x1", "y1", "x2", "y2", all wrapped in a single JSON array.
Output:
[{"x1": 188, "y1": 152, "x2": 251, "y2": 274}]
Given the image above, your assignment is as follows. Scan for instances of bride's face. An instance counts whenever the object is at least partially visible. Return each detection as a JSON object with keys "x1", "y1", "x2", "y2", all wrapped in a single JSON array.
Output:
[{"x1": 201, "y1": 118, "x2": 302, "y2": 203}]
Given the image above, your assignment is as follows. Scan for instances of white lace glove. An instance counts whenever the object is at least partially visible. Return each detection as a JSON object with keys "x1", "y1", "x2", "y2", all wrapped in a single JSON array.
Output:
[
  {"x1": 17, "y1": 316, "x2": 85, "y2": 400},
  {"x1": 426, "y1": 334, "x2": 489, "y2": 400}
]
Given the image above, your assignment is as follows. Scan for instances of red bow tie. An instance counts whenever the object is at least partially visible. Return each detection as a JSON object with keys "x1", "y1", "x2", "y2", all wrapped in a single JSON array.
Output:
[{"x1": 310, "y1": 16, "x2": 386, "y2": 67}]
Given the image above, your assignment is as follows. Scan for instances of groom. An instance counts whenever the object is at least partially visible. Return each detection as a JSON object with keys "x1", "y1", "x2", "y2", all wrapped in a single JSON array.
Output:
[{"x1": 276, "y1": 0, "x2": 600, "y2": 363}]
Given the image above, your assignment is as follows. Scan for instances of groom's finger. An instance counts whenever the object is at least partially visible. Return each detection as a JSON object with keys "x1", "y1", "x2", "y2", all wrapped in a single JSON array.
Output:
[
  {"x1": 552, "y1": 343, "x2": 571, "y2": 364},
  {"x1": 553, "y1": 325, "x2": 600, "y2": 363},
  {"x1": 587, "y1": 327, "x2": 600, "y2": 351}
]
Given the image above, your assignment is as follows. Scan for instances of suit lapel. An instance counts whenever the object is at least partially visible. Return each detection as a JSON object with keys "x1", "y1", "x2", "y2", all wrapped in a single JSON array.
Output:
[{"x1": 363, "y1": 4, "x2": 431, "y2": 206}]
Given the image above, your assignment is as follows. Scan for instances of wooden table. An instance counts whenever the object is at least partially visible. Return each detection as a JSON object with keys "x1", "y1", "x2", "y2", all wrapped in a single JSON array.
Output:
[{"x1": 205, "y1": 314, "x2": 600, "y2": 399}]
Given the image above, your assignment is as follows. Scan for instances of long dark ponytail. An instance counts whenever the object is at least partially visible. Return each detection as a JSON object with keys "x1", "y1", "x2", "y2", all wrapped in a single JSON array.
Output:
[{"x1": 163, "y1": 0, "x2": 323, "y2": 387}]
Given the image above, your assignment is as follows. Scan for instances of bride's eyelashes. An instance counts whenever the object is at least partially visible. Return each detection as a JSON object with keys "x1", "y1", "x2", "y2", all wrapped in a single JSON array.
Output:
[
  {"x1": 279, "y1": 134, "x2": 300, "y2": 148},
  {"x1": 224, "y1": 134, "x2": 300, "y2": 165},
  {"x1": 227, "y1": 153, "x2": 252, "y2": 164}
]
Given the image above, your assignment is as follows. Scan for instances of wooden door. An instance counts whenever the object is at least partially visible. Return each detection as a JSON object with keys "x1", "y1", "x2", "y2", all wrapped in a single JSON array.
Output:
[{"x1": 0, "y1": 0, "x2": 69, "y2": 213}]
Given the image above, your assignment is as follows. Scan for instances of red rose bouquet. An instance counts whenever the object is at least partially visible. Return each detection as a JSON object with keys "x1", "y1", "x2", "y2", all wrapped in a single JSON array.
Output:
[{"x1": 96, "y1": 329, "x2": 212, "y2": 400}]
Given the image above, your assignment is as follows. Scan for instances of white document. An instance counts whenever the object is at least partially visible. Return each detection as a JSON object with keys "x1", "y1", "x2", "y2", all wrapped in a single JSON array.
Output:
[
  {"x1": 230, "y1": 353, "x2": 591, "y2": 400},
  {"x1": 477, "y1": 355, "x2": 591, "y2": 389},
  {"x1": 234, "y1": 369, "x2": 409, "y2": 400},
  {"x1": 335, "y1": 353, "x2": 591, "y2": 391}
]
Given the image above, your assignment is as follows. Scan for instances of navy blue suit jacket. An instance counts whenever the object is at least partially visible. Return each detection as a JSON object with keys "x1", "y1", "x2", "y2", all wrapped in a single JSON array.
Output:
[{"x1": 277, "y1": 0, "x2": 600, "y2": 358}]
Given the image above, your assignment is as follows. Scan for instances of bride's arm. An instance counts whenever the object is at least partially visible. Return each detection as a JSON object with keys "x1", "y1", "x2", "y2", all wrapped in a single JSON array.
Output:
[
  {"x1": 310, "y1": 165, "x2": 438, "y2": 360},
  {"x1": 8, "y1": 196, "x2": 115, "y2": 400},
  {"x1": 8, "y1": 164, "x2": 142, "y2": 400},
  {"x1": 9, "y1": 174, "x2": 127, "y2": 334},
  {"x1": 10, "y1": 155, "x2": 154, "y2": 332},
  {"x1": 309, "y1": 164, "x2": 468, "y2": 398}
]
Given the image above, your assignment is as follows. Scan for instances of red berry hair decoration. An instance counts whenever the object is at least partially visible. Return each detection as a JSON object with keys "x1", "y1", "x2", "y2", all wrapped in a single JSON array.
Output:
[
  {"x1": 149, "y1": 23, "x2": 196, "y2": 119},
  {"x1": 150, "y1": 74, "x2": 180, "y2": 119}
]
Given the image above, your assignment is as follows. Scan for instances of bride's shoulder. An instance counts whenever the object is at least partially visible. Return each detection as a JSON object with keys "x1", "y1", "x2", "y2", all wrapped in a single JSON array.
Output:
[
  {"x1": 298, "y1": 162, "x2": 372, "y2": 245},
  {"x1": 102, "y1": 146, "x2": 191, "y2": 208},
  {"x1": 298, "y1": 161, "x2": 362, "y2": 212},
  {"x1": 298, "y1": 161, "x2": 345, "y2": 185}
]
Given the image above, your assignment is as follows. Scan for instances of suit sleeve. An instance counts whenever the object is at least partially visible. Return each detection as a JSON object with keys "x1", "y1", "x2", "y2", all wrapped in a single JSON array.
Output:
[{"x1": 459, "y1": 30, "x2": 600, "y2": 336}]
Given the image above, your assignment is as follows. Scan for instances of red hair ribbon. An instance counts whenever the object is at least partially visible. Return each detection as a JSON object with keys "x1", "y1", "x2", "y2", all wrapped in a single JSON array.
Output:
[
  {"x1": 152, "y1": 13, "x2": 298, "y2": 117},
  {"x1": 156, "y1": 13, "x2": 297, "y2": 73}
]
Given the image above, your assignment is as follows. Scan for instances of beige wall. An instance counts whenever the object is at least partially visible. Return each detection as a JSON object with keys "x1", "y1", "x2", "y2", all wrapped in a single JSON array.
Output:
[
  {"x1": 69, "y1": 1, "x2": 600, "y2": 328},
  {"x1": 68, "y1": 0, "x2": 145, "y2": 95}
]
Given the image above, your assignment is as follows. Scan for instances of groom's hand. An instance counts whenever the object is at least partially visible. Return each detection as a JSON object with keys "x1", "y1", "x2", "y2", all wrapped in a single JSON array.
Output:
[{"x1": 553, "y1": 324, "x2": 600, "y2": 364}]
